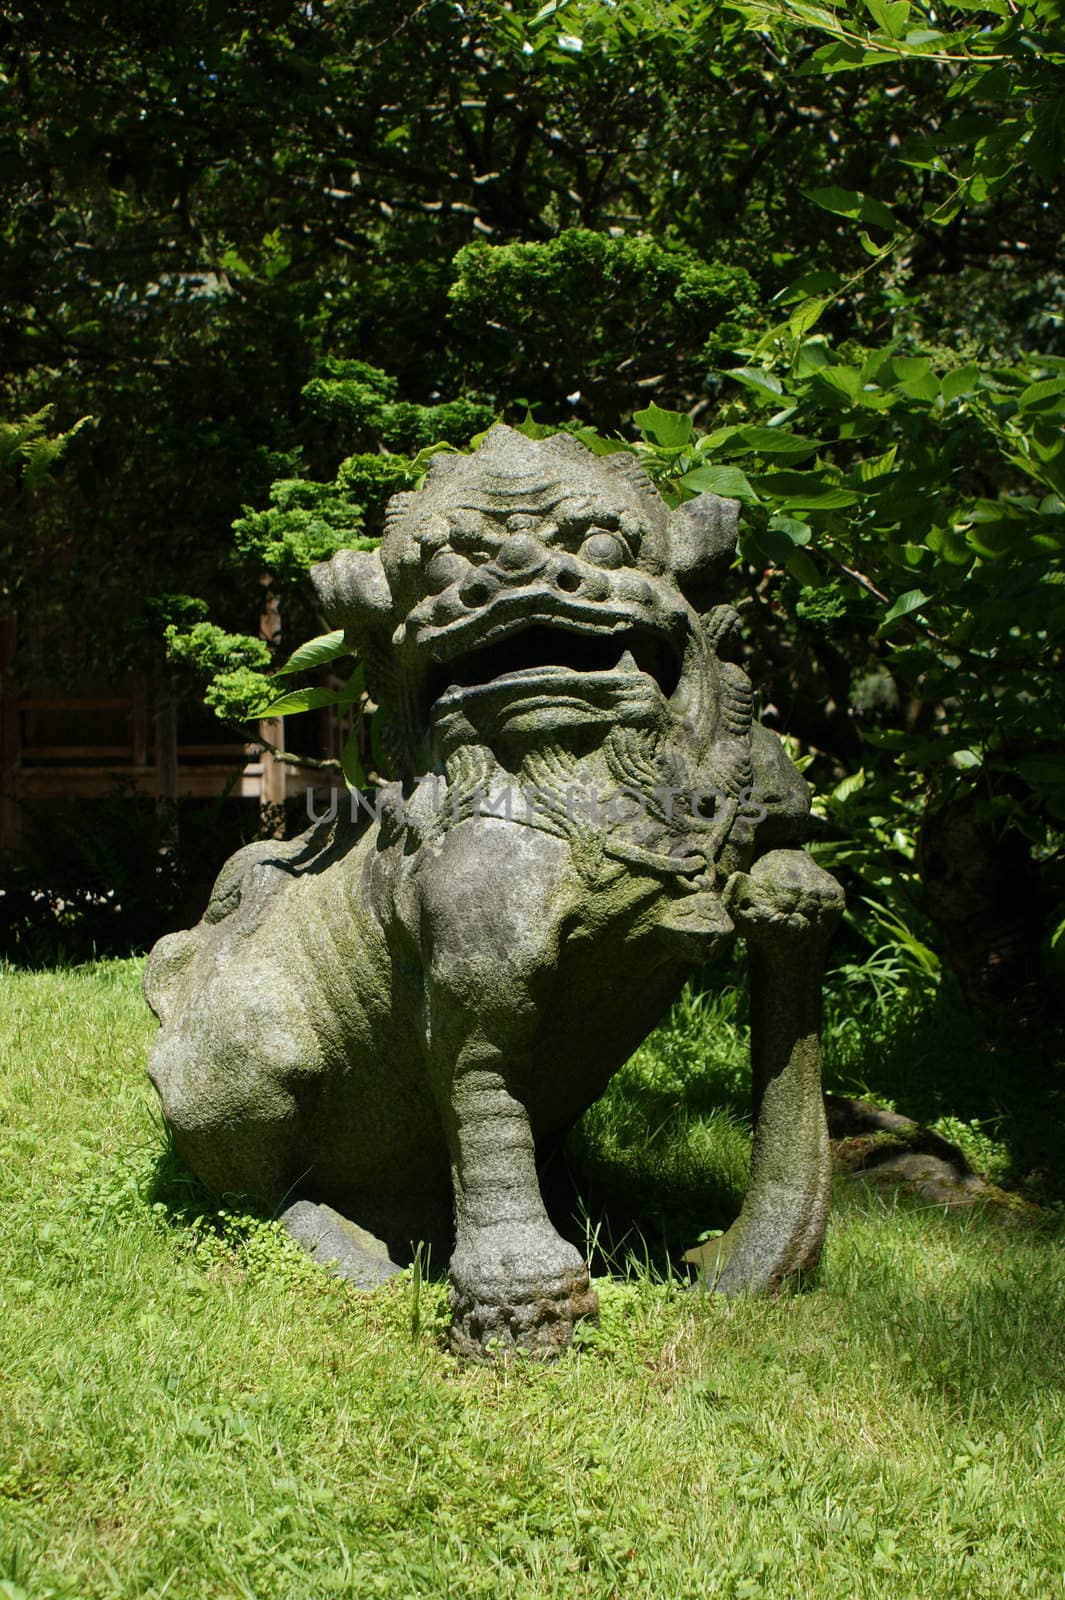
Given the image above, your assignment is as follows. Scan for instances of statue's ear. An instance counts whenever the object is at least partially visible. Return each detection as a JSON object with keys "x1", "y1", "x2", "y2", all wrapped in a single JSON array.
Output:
[
  {"x1": 665, "y1": 493, "x2": 739, "y2": 607},
  {"x1": 311, "y1": 548, "x2": 392, "y2": 640}
]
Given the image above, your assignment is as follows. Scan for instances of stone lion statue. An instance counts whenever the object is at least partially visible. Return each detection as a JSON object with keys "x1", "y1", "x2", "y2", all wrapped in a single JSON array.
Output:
[{"x1": 145, "y1": 426, "x2": 842, "y2": 1359}]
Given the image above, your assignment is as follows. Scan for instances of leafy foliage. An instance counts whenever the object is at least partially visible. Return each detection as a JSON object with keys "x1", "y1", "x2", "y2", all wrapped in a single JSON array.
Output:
[
  {"x1": 622, "y1": 353, "x2": 1065, "y2": 1010},
  {"x1": 5, "y1": 0, "x2": 1064, "y2": 1013},
  {"x1": 7, "y1": 0, "x2": 1059, "y2": 680},
  {"x1": 0, "y1": 408, "x2": 90, "y2": 502},
  {"x1": 163, "y1": 622, "x2": 274, "y2": 722},
  {"x1": 164, "y1": 308, "x2": 1065, "y2": 1011},
  {"x1": 448, "y1": 231, "x2": 758, "y2": 423}
]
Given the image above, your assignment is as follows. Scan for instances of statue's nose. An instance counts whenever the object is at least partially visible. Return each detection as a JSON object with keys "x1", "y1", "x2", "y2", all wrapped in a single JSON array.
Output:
[{"x1": 495, "y1": 532, "x2": 549, "y2": 580}]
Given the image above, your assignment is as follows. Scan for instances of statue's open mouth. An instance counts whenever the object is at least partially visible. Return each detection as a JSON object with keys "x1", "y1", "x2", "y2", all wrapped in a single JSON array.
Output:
[{"x1": 426, "y1": 621, "x2": 682, "y2": 716}]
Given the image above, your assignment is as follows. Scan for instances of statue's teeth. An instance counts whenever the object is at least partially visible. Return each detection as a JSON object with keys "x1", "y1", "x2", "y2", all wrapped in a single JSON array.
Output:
[
  {"x1": 618, "y1": 650, "x2": 639, "y2": 673},
  {"x1": 447, "y1": 683, "x2": 461, "y2": 695}
]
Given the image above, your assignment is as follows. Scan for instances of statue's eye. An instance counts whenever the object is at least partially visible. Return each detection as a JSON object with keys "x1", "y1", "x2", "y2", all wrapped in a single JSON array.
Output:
[
  {"x1": 445, "y1": 529, "x2": 495, "y2": 562},
  {"x1": 425, "y1": 551, "x2": 469, "y2": 593},
  {"x1": 580, "y1": 530, "x2": 627, "y2": 569},
  {"x1": 414, "y1": 514, "x2": 450, "y2": 555},
  {"x1": 447, "y1": 520, "x2": 496, "y2": 564}
]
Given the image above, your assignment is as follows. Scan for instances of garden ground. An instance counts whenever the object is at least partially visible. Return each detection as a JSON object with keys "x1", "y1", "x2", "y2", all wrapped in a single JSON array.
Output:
[{"x1": 1, "y1": 959, "x2": 1062, "y2": 1599}]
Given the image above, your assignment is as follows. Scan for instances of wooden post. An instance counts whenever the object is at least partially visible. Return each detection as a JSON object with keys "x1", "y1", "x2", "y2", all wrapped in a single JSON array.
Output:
[
  {"x1": 156, "y1": 682, "x2": 179, "y2": 848},
  {"x1": 131, "y1": 670, "x2": 149, "y2": 769},
  {"x1": 0, "y1": 616, "x2": 20, "y2": 851},
  {"x1": 258, "y1": 574, "x2": 286, "y2": 836}
]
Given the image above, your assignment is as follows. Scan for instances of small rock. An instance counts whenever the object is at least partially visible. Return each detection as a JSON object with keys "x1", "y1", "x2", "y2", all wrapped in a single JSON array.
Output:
[
  {"x1": 281, "y1": 1200, "x2": 403, "y2": 1287},
  {"x1": 826, "y1": 1094, "x2": 989, "y2": 1208}
]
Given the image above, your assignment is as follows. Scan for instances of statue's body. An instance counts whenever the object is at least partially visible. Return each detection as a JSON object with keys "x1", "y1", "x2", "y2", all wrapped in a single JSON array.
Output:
[{"x1": 145, "y1": 427, "x2": 843, "y2": 1358}]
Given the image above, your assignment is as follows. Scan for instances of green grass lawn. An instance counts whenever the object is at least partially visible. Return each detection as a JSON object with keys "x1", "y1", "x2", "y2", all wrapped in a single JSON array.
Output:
[{"x1": 1, "y1": 959, "x2": 1063, "y2": 1599}]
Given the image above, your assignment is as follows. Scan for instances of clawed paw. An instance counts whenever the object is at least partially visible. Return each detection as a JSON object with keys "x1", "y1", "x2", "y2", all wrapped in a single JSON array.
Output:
[
  {"x1": 724, "y1": 850, "x2": 844, "y2": 944},
  {"x1": 447, "y1": 1231, "x2": 598, "y2": 1361}
]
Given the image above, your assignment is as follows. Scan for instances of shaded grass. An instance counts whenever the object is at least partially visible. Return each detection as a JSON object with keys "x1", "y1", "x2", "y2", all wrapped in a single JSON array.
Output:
[
  {"x1": 569, "y1": 945, "x2": 1065, "y2": 1258},
  {"x1": 1, "y1": 959, "x2": 1063, "y2": 1599},
  {"x1": 567, "y1": 984, "x2": 753, "y2": 1253}
]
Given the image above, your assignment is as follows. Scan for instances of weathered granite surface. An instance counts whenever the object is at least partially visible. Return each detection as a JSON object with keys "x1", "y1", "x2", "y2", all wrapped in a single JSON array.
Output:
[{"x1": 145, "y1": 426, "x2": 843, "y2": 1359}]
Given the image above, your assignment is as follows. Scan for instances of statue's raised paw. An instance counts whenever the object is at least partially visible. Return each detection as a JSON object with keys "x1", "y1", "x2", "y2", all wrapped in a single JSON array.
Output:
[
  {"x1": 447, "y1": 1228, "x2": 598, "y2": 1361},
  {"x1": 655, "y1": 886, "x2": 736, "y2": 962},
  {"x1": 724, "y1": 849, "x2": 844, "y2": 947}
]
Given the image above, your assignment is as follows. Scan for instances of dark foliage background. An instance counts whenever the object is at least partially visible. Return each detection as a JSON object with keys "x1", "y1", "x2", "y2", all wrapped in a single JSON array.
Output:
[{"x1": 2, "y1": 0, "x2": 1063, "y2": 1059}]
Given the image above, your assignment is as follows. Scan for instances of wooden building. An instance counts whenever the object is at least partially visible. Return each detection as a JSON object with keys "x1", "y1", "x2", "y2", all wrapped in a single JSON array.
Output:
[{"x1": 0, "y1": 615, "x2": 311, "y2": 853}]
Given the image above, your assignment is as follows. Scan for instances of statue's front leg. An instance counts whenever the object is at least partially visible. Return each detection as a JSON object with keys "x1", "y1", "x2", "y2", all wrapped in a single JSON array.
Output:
[
  {"x1": 438, "y1": 1047, "x2": 598, "y2": 1360},
  {"x1": 691, "y1": 849, "x2": 844, "y2": 1294},
  {"x1": 410, "y1": 823, "x2": 598, "y2": 1358}
]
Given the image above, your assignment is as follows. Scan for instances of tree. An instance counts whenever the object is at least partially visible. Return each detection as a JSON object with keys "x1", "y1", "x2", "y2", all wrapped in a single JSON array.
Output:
[
  {"x1": 8, "y1": 0, "x2": 1058, "y2": 675},
  {"x1": 4, "y1": 0, "x2": 1063, "y2": 1018}
]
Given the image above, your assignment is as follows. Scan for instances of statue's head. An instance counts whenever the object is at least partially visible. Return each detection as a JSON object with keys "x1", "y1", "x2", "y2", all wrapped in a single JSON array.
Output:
[{"x1": 312, "y1": 426, "x2": 738, "y2": 773}]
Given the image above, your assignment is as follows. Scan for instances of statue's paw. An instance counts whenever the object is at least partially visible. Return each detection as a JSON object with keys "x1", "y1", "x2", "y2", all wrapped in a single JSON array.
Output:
[
  {"x1": 724, "y1": 849, "x2": 844, "y2": 944},
  {"x1": 447, "y1": 1229, "x2": 598, "y2": 1362},
  {"x1": 655, "y1": 888, "x2": 735, "y2": 961}
]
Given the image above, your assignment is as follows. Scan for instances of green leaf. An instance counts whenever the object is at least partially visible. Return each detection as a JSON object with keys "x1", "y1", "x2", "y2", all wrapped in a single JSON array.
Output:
[
  {"x1": 805, "y1": 40, "x2": 897, "y2": 72},
  {"x1": 898, "y1": 134, "x2": 940, "y2": 169},
  {"x1": 759, "y1": 515, "x2": 820, "y2": 582},
  {"x1": 1017, "y1": 377, "x2": 1065, "y2": 413},
  {"x1": 1027, "y1": 92, "x2": 1065, "y2": 184},
  {"x1": 568, "y1": 426, "x2": 629, "y2": 457},
  {"x1": 530, "y1": 0, "x2": 565, "y2": 27},
  {"x1": 892, "y1": 356, "x2": 932, "y2": 382},
  {"x1": 259, "y1": 659, "x2": 362, "y2": 716},
  {"x1": 785, "y1": 548, "x2": 823, "y2": 586},
  {"x1": 633, "y1": 403, "x2": 693, "y2": 448},
  {"x1": 678, "y1": 464, "x2": 759, "y2": 503},
  {"x1": 941, "y1": 365, "x2": 980, "y2": 402},
  {"x1": 816, "y1": 366, "x2": 862, "y2": 399},
  {"x1": 831, "y1": 768, "x2": 866, "y2": 804},
  {"x1": 753, "y1": 471, "x2": 859, "y2": 510},
  {"x1": 942, "y1": 0, "x2": 1007, "y2": 13},
  {"x1": 408, "y1": 440, "x2": 463, "y2": 482},
  {"x1": 805, "y1": 186, "x2": 896, "y2": 229},
  {"x1": 855, "y1": 444, "x2": 898, "y2": 481},
  {"x1": 724, "y1": 367, "x2": 784, "y2": 405},
  {"x1": 767, "y1": 514, "x2": 813, "y2": 546},
  {"x1": 935, "y1": 113, "x2": 999, "y2": 147},
  {"x1": 877, "y1": 588, "x2": 930, "y2": 636},
  {"x1": 1050, "y1": 913, "x2": 1065, "y2": 968},
  {"x1": 774, "y1": 269, "x2": 846, "y2": 304},
  {"x1": 962, "y1": 519, "x2": 1015, "y2": 560},
  {"x1": 734, "y1": 426, "x2": 824, "y2": 459},
  {"x1": 780, "y1": 487, "x2": 860, "y2": 510},
  {"x1": 864, "y1": 0, "x2": 909, "y2": 38},
  {"x1": 795, "y1": 339, "x2": 832, "y2": 376},
  {"x1": 742, "y1": 517, "x2": 813, "y2": 567},
  {"x1": 890, "y1": 358, "x2": 940, "y2": 402},
  {"x1": 788, "y1": 298, "x2": 828, "y2": 338},
  {"x1": 272, "y1": 630, "x2": 350, "y2": 676},
  {"x1": 1013, "y1": 754, "x2": 1065, "y2": 787},
  {"x1": 255, "y1": 684, "x2": 348, "y2": 716},
  {"x1": 904, "y1": 27, "x2": 948, "y2": 45},
  {"x1": 783, "y1": 1, "x2": 849, "y2": 28},
  {"x1": 925, "y1": 193, "x2": 963, "y2": 227}
]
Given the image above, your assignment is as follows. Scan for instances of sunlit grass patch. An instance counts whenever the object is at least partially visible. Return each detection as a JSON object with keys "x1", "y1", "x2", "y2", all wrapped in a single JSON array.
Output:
[{"x1": 1, "y1": 959, "x2": 1062, "y2": 1600}]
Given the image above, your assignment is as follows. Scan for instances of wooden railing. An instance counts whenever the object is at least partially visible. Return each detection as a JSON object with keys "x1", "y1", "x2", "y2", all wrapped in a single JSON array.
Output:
[{"x1": 0, "y1": 619, "x2": 296, "y2": 850}]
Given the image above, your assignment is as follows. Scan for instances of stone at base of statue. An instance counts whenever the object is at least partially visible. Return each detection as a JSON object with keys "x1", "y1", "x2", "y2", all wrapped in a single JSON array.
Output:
[
  {"x1": 280, "y1": 1201, "x2": 403, "y2": 1288},
  {"x1": 144, "y1": 426, "x2": 843, "y2": 1360}
]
